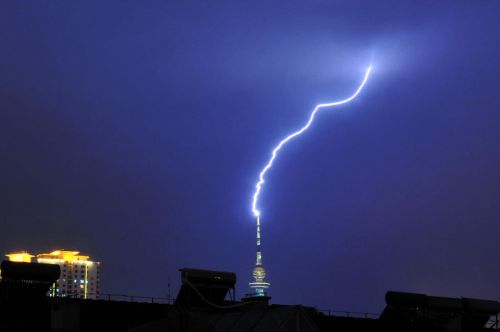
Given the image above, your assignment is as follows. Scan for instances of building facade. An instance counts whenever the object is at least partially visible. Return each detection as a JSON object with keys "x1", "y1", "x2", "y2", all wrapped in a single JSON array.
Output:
[{"x1": 5, "y1": 249, "x2": 101, "y2": 299}]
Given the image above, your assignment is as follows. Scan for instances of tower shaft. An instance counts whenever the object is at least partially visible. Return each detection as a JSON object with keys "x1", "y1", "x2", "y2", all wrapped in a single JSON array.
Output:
[
  {"x1": 256, "y1": 216, "x2": 262, "y2": 265},
  {"x1": 249, "y1": 216, "x2": 270, "y2": 296}
]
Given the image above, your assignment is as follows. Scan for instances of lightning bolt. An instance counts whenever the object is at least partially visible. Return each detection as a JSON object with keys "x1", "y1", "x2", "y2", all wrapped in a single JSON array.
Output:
[{"x1": 251, "y1": 65, "x2": 372, "y2": 218}]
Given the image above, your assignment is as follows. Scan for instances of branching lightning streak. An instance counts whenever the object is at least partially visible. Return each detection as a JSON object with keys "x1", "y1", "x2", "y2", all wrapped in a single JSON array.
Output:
[{"x1": 251, "y1": 66, "x2": 372, "y2": 218}]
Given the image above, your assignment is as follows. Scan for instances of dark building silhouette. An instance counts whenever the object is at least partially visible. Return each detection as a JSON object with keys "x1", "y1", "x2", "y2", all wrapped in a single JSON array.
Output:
[{"x1": 0, "y1": 262, "x2": 499, "y2": 332}]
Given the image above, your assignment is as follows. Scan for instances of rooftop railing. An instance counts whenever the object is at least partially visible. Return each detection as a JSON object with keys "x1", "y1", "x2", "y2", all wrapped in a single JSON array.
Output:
[{"x1": 318, "y1": 309, "x2": 380, "y2": 319}]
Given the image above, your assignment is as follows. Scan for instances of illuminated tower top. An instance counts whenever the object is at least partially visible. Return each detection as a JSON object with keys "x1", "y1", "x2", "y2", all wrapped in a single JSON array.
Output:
[{"x1": 249, "y1": 216, "x2": 270, "y2": 297}]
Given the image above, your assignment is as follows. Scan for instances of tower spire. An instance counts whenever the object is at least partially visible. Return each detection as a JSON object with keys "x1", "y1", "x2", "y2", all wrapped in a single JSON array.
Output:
[{"x1": 249, "y1": 215, "x2": 270, "y2": 296}]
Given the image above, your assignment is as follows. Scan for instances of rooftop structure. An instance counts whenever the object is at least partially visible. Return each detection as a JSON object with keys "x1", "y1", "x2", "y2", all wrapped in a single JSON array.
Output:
[
  {"x1": 5, "y1": 251, "x2": 34, "y2": 263},
  {"x1": 37, "y1": 250, "x2": 90, "y2": 263}
]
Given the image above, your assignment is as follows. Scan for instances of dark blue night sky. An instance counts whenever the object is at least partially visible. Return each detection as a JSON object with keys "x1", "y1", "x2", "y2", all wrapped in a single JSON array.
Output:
[{"x1": 1, "y1": 1, "x2": 499, "y2": 312}]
